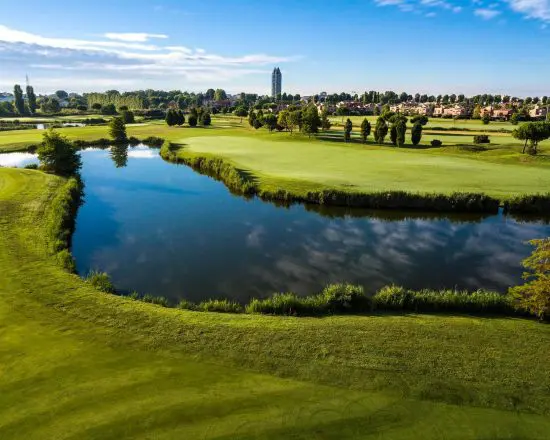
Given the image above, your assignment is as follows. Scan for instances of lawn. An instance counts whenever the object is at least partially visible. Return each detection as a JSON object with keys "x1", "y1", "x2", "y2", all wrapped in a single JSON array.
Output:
[
  {"x1": 173, "y1": 135, "x2": 550, "y2": 199},
  {"x1": 2, "y1": 167, "x2": 550, "y2": 438}
]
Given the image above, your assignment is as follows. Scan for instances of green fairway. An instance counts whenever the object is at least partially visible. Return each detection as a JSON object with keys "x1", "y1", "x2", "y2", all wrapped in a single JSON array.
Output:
[
  {"x1": 2, "y1": 167, "x2": 550, "y2": 439},
  {"x1": 174, "y1": 135, "x2": 550, "y2": 198}
]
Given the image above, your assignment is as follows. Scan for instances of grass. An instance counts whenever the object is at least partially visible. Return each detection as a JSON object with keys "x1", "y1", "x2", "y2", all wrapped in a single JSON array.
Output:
[{"x1": 2, "y1": 167, "x2": 550, "y2": 438}]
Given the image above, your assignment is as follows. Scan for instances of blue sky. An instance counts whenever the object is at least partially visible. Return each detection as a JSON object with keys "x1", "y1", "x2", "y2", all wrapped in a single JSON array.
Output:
[{"x1": 0, "y1": 0, "x2": 549, "y2": 96}]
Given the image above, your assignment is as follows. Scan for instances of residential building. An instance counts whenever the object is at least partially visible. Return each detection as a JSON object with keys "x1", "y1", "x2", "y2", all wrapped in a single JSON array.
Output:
[
  {"x1": 271, "y1": 67, "x2": 282, "y2": 98},
  {"x1": 530, "y1": 105, "x2": 548, "y2": 119}
]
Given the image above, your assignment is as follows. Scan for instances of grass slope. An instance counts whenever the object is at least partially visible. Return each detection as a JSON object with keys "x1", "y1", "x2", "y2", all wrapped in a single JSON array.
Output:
[
  {"x1": 174, "y1": 135, "x2": 550, "y2": 198},
  {"x1": 1, "y1": 168, "x2": 550, "y2": 438}
]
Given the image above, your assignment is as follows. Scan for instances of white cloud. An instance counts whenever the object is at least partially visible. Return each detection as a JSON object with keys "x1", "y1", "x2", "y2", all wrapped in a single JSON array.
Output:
[
  {"x1": 505, "y1": 0, "x2": 550, "y2": 22},
  {"x1": 103, "y1": 33, "x2": 168, "y2": 42},
  {"x1": 475, "y1": 8, "x2": 502, "y2": 19}
]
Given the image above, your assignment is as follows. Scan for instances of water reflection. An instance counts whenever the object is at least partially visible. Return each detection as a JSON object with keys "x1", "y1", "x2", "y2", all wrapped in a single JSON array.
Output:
[
  {"x1": 1, "y1": 145, "x2": 549, "y2": 303},
  {"x1": 110, "y1": 144, "x2": 128, "y2": 168}
]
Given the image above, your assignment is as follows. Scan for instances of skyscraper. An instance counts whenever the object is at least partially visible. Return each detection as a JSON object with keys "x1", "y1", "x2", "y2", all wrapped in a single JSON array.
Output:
[{"x1": 271, "y1": 67, "x2": 282, "y2": 98}]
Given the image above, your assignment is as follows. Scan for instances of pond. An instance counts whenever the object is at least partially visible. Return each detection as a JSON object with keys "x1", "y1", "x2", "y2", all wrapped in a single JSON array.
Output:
[{"x1": 1, "y1": 145, "x2": 549, "y2": 303}]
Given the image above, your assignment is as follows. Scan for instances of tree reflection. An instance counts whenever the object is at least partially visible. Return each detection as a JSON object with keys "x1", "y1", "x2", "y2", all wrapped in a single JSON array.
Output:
[{"x1": 110, "y1": 144, "x2": 128, "y2": 168}]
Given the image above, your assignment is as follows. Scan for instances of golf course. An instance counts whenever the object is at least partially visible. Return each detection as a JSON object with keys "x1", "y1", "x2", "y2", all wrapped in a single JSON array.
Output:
[{"x1": 1, "y1": 114, "x2": 550, "y2": 439}]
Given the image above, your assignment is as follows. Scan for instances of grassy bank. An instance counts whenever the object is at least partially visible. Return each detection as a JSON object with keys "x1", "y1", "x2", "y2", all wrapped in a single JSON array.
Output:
[{"x1": 2, "y1": 168, "x2": 550, "y2": 438}]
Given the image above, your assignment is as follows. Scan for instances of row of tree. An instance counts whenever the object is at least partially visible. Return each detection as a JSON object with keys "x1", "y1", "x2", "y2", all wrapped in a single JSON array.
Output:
[{"x1": 165, "y1": 107, "x2": 211, "y2": 127}]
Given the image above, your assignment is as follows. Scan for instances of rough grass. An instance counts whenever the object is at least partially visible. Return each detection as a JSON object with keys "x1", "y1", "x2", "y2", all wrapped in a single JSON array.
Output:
[{"x1": 2, "y1": 167, "x2": 550, "y2": 438}]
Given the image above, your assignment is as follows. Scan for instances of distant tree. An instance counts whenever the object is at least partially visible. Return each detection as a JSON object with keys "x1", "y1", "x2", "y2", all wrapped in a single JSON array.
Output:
[
  {"x1": 91, "y1": 103, "x2": 102, "y2": 111},
  {"x1": 336, "y1": 106, "x2": 349, "y2": 122},
  {"x1": 200, "y1": 111, "x2": 211, "y2": 126},
  {"x1": 277, "y1": 110, "x2": 291, "y2": 132},
  {"x1": 205, "y1": 89, "x2": 215, "y2": 100},
  {"x1": 252, "y1": 118, "x2": 263, "y2": 129},
  {"x1": 13, "y1": 85, "x2": 25, "y2": 114},
  {"x1": 344, "y1": 118, "x2": 352, "y2": 142},
  {"x1": 374, "y1": 116, "x2": 388, "y2": 144},
  {"x1": 26, "y1": 85, "x2": 37, "y2": 114},
  {"x1": 108, "y1": 117, "x2": 127, "y2": 143},
  {"x1": 176, "y1": 110, "x2": 185, "y2": 126},
  {"x1": 510, "y1": 112, "x2": 520, "y2": 125},
  {"x1": 234, "y1": 106, "x2": 248, "y2": 123},
  {"x1": 512, "y1": 122, "x2": 550, "y2": 154},
  {"x1": 165, "y1": 109, "x2": 177, "y2": 126},
  {"x1": 320, "y1": 109, "x2": 332, "y2": 131},
  {"x1": 411, "y1": 122, "x2": 423, "y2": 146},
  {"x1": 188, "y1": 114, "x2": 198, "y2": 127},
  {"x1": 41, "y1": 97, "x2": 61, "y2": 113},
  {"x1": 121, "y1": 110, "x2": 135, "y2": 124},
  {"x1": 301, "y1": 105, "x2": 321, "y2": 137},
  {"x1": 482, "y1": 113, "x2": 491, "y2": 125},
  {"x1": 472, "y1": 105, "x2": 481, "y2": 120},
  {"x1": 410, "y1": 115, "x2": 429, "y2": 126},
  {"x1": 360, "y1": 118, "x2": 371, "y2": 143},
  {"x1": 37, "y1": 129, "x2": 81, "y2": 176},
  {"x1": 248, "y1": 108, "x2": 256, "y2": 127},
  {"x1": 55, "y1": 90, "x2": 69, "y2": 100},
  {"x1": 214, "y1": 89, "x2": 227, "y2": 101},
  {"x1": 263, "y1": 113, "x2": 277, "y2": 132},
  {"x1": 509, "y1": 238, "x2": 550, "y2": 320},
  {"x1": 395, "y1": 119, "x2": 407, "y2": 147},
  {"x1": 118, "y1": 105, "x2": 128, "y2": 111},
  {"x1": 101, "y1": 104, "x2": 117, "y2": 115}
]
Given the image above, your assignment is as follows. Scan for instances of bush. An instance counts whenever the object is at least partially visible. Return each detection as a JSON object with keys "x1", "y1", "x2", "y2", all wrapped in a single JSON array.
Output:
[
  {"x1": 188, "y1": 115, "x2": 198, "y2": 127},
  {"x1": 431, "y1": 139, "x2": 443, "y2": 147},
  {"x1": 177, "y1": 299, "x2": 197, "y2": 311},
  {"x1": 141, "y1": 294, "x2": 170, "y2": 307},
  {"x1": 128, "y1": 136, "x2": 140, "y2": 146},
  {"x1": 141, "y1": 136, "x2": 164, "y2": 147},
  {"x1": 85, "y1": 270, "x2": 116, "y2": 293},
  {"x1": 245, "y1": 293, "x2": 305, "y2": 315},
  {"x1": 504, "y1": 194, "x2": 550, "y2": 214},
  {"x1": 24, "y1": 163, "x2": 38, "y2": 169},
  {"x1": 474, "y1": 135, "x2": 490, "y2": 144},
  {"x1": 373, "y1": 285, "x2": 512, "y2": 315},
  {"x1": 37, "y1": 129, "x2": 82, "y2": 176},
  {"x1": 196, "y1": 299, "x2": 243, "y2": 313}
]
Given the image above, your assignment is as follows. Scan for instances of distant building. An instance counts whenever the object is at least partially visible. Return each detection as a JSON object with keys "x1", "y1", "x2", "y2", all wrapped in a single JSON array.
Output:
[{"x1": 271, "y1": 67, "x2": 282, "y2": 98}]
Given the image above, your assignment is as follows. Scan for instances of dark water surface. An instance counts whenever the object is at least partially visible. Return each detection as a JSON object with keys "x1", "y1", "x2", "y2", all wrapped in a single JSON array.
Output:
[{"x1": 2, "y1": 145, "x2": 549, "y2": 303}]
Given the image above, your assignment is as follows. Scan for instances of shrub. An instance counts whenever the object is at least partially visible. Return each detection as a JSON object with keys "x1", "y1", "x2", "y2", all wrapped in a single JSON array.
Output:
[
  {"x1": 85, "y1": 270, "x2": 116, "y2": 293},
  {"x1": 504, "y1": 194, "x2": 550, "y2": 214},
  {"x1": 177, "y1": 299, "x2": 197, "y2": 310},
  {"x1": 188, "y1": 115, "x2": 198, "y2": 127},
  {"x1": 245, "y1": 293, "x2": 304, "y2": 315},
  {"x1": 141, "y1": 294, "x2": 170, "y2": 307},
  {"x1": 431, "y1": 139, "x2": 443, "y2": 147},
  {"x1": 37, "y1": 129, "x2": 82, "y2": 176},
  {"x1": 128, "y1": 136, "x2": 140, "y2": 146},
  {"x1": 474, "y1": 135, "x2": 490, "y2": 144},
  {"x1": 318, "y1": 283, "x2": 371, "y2": 313},
  {"x1": 55, "y1": 249, "x2": 76, "y2": 272},
  {"x1": 373, "y1": 285, "x2": 512, "y2": 315},
  {"x1": 197, "y1": 299, "x2": 243, "y2": 313},
  {"x1": 141, "y1": 136, "x2": 164, "y2": 147},
  {"x1": 24, "y1": 163, "x2": 38, "y2": 169}
]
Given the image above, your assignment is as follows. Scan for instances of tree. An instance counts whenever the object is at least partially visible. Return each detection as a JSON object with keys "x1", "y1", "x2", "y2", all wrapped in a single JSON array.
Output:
[
  {"x1": 234, "y1": 106, "x2": 248, "y2": 123},
  {"x1": 101, "y1": 104, "x2": 117, "y2": 115},
  {"x1": 289, "y1": 110, "x2": 302, "y2": 133},
  {"x1": 121, "y1": 110, "x2": 135, "y2": 124},
  {"x1": 263, "y1": 113, "x2": 277, "y2": 132},
  {"x1": 411, "y1": 122, "x2": 423, "y2": 146},
  {"x1": 410, "y1": 115, "x2": 429, "y2": 126},
  {"x1": 26, "y1": 85, "x2": 37, "y2": 114},
  {"x1": 395, "y1": 119, "x2": 407, "y2": 147},
  {"x1": 472, "y1": 105, "x2": 481, "y2": 119},
  {"x1": 176, "y1": 110, "x2": 185, "y2": 126},
  {"x1": 390, "y1": 125, "x2": 398, "y2": 145},
  {"x1": 13, "y1": 85, "x2": 25, "y2": 115},
  {"x1": 482, "y1": 113, "x2": 491, "y2": 125},
  {"x1": 512, "y1": 122, "x2": 550, "y2": 154},
  {"x1": 205, "y1": 89, "x2": 215, "y2": 100},
  {"x1": 91, "y1": 103, "x2": 102, "y2": 111},
  {"x1": 509, "y1": 238, "x2": 550, "y2": 320},
  {"x1": 37, "y1": 129, "x2": 81, "y2": 176},
  {"x1": 336, "y1": 106, "x2": 349, "y2": 122},
  {"x1": 374, "y1": 117, "x2": 388, "y2": 144},
  {"x1": 277, "y1": 110, "x2": 290, "y2": 132},
  {"x1": 188, "y1": 114, "x2": 198, "y2": 127},
  {"x1": 248, "y1": 108, "x2": 256, "y2": 127},
  {"x1": 165, "y1": 109, "x2": 177, "y2": 126},
  {"x1": 360, "y1": 118, "x2": 371, "y2": 143},
  {"x1": 214, "y1": 89, "x2": 227, "y2": 101},
  {"x1": 108, "y1": 117, "x2": 127, "y2": 143},
  {"x1": 344, "y1": 118, "x2": 352, "y2": 142},
  {"x1": 41, "y1": 97, "x2": 61, "y2": 113},
  {"x1": 320, "y1": 110, "x2": 332, "y2": 131},
  {"x1": 55, "y1": 90, "x2": 69, "y2": 100},
  {"x1": 200, "y1": 112, "x2": 211, "y2": 126},
  {"x1": 252, "y1": 118, "x2": 263, "y2": 129},
  {"x1": 301, "y1": 105, "x2": 321, "y2": 137}
]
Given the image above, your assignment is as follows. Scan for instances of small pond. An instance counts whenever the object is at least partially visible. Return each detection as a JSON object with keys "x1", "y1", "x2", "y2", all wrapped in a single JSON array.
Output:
[{"x1": 2, "y1": 145, "x2": 549, "y2": 303}]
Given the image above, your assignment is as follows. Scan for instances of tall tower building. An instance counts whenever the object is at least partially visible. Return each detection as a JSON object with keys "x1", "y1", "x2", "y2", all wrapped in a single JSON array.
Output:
[{"x1": 271, "y1": 67, "x2": 282, "y2": 98}]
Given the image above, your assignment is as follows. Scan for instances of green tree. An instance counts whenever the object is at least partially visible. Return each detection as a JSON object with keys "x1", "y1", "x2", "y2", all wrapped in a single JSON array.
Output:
[
  {"x1": 248, "y1": 108, "x2": 256, "y2": 127},
  {"x1": 37, "y1": 129, "x2": 82, "y2": 176},
  {"x1": 395, "y1": 119, "x2": 407, "y2": 147},
  {"x1": 301, "y1": 105, "x2": 321, "y2": 137},
  {"x1": 91, "y1": 103, "x2": 102, "y2": 111},
  {"x1": 509, "y1": 238, "x2": 550, "y2": 320},
  {"x1": 411, "y1": 122, "x2": 423, "y2": 146},
  {"x1": 336, "y1": 106, "x2": 349, "y2": 122},
  {"x1": 13, "y1": 84, "x2": 25, "y2": 114},
  {"x1": 165, "y1": 109, "x2": 176, "y2": 126},
  {"x1": 472, "y1": 105, "x2": 481, "y2": 119},
  {"x1": 390, "y1": 125, "x2": 398, "y2": 145},
  {"x1": 108, "y1": 117, "x2": 127, "y2": 143},
  {"x1": 234, "y1": 106, "x2": 248, "y2": 123},
  {"x1": 344, "y1": 118, "x2": 353, "y2": 142},
  {"x1": 410, "y1": 115, "x2": 428, "y2": 126},
  {"x1": 41, "y1": 97, "x2": 61, "y2": 113},
  {"x1": 101, "y1": 104, "x2": 117, "y2": 115},
  {"x1": 188, "y1": 114, "x2": 198, "y2": 127},
  {"x1": 55, "y1": 90, "x2": 69, "y2": 100},
  {"x1": 512, "y1": 122, "x2": 550, "y2": 154},
  {"x1": 214, "y1": 89, "x2": 227, "y2": 101},
  {"x1": 200, "y1": 112, "x2": 211, "y2": 126},
  {"x1": 320, "y1": 110, "x2": 332, "y2": 131},
  {"x1": 176, "y1": 110, "x2": 185, "y2": 126},
  {"x1": 374, "y1": 117, "x2": 388, "y2": 144},
  {"x1": 277, "y1": 110, "x2": 290, "y2": 132},
  {"x1": 482, "y1": 113, "x2": 491, "y2": 125},
  {"x1": 26, "y1": 85, "x2": 37, "y2": 114},
  {"x1": 263, "y1": 113, "x2": 277, "y2": 132},
  {"x1": 252, "y1": 118, "x2": 263, "y2": 129},
  {"x1": 360, "y1": 118, "x2": 371, "y2": 143},
  {"x1": 121, "y1": 110, "x2": 135, "y2": 124}
]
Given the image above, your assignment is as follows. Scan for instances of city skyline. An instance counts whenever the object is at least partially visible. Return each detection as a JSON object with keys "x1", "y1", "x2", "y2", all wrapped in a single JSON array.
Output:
[{"x1": 0, "y1": 1, "x2": 549, "y2": 96}]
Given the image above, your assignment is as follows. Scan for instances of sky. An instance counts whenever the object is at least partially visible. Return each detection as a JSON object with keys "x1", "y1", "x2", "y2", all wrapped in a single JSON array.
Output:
[{"x1": 0, "y1": 0, "x2": 549, "y2": 96}]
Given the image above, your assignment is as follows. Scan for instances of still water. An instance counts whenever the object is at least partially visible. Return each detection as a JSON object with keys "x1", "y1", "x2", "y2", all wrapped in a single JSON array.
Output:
[{"x1": 2, "y1": 145, "x2": 549, "y2": 303}]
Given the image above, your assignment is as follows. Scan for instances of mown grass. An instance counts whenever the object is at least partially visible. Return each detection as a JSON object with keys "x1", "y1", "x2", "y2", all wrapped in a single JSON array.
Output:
[{"x1": 2, "y1": 167, "x2": 550, "y2": 438}]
